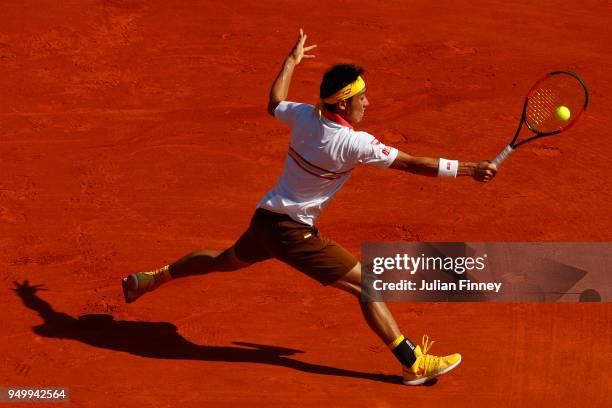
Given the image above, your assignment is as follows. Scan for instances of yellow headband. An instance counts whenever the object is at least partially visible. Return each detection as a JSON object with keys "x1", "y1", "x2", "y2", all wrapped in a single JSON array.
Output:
[{"x1": 322, "y1": 76, "x2": 366, "y2": 104}]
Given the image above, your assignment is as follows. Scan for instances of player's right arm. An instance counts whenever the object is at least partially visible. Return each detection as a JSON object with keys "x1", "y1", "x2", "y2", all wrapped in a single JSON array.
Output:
[
  {"x1": 267, "y1": 29, "x2": 317, "y2": 116},
  {"x1": 390, "y1": 150, "x2": 497, "y2": 182}
]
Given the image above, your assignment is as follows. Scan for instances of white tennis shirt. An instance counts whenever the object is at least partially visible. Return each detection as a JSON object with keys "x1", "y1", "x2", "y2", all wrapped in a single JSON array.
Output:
[{"x1": 257, "y1": 101, "x2": 399, "y2": 226}]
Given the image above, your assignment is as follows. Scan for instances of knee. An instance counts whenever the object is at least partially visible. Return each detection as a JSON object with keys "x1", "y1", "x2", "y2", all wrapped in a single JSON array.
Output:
[
  {"x1": 342, "y1": 262, "x2": 362, "y2": 285},
  {"x1": 332, "y1": 262, "x2": 362, "y2": 297},
  {"x1": 216, "y1": 246, "x2": 251, "y2": 271},
  {"x1": 192, "y1": 249, "x2": 224, "y2": 258}
]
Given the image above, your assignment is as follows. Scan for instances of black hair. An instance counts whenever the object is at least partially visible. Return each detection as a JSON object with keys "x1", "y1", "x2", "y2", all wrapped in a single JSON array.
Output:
[{"x1": 320, "y1": 64, "x2": 364, "y2": 112}]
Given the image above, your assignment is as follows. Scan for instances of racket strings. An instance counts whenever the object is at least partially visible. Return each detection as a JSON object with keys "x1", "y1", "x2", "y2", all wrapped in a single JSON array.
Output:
[{"x1": 527, "y1": 88, "x2": 559, "y2": 130}]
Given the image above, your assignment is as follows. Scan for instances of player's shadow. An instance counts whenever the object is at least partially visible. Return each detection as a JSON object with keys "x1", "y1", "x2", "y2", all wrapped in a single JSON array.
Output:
[{"x1": 11, "y1": 280, "x2": 429, "y2": 386}]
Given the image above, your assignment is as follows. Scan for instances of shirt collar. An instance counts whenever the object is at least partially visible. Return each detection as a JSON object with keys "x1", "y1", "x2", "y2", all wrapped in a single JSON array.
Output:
[{"x1": 321, "y1": 108, "x2": 354, "y2": 129}]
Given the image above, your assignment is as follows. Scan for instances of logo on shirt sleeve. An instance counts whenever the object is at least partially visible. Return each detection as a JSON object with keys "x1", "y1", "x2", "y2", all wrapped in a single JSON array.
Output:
[{"x1": 382, "y1": 147, "x2": 391, "y2": 156}]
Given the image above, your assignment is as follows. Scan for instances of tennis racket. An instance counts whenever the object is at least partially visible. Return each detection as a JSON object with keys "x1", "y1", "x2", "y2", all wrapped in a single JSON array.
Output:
[{"x1": 492, "y1": 70, "x2": 589, "y2": 167}]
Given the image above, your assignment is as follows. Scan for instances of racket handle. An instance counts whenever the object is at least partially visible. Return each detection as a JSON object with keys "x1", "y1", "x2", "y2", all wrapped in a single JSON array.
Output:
[{"x1": 492, "y1": 145, "x2": 514, "y2": 167}]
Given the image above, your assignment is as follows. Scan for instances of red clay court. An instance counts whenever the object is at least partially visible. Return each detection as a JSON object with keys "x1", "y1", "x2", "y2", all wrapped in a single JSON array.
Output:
[{"x1": 1, "y1": 1, "x2": 610, "y2": 406}]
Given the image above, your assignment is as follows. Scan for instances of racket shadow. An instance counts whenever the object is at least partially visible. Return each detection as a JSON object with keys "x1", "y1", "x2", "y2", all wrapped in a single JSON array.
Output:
[{"x1": 11, "y1": 280, "x2": 402, "y2": 385}]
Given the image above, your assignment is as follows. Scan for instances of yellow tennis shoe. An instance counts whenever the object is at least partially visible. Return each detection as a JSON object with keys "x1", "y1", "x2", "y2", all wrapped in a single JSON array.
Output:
[{"x1": 402, "y1": 335, "x2": 462, "y2": 385}]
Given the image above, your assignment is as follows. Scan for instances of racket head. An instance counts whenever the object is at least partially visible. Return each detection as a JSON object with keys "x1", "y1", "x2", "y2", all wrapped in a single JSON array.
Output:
[{"x1": 523, "y1": 71, "x2": 589, "y2": 137}]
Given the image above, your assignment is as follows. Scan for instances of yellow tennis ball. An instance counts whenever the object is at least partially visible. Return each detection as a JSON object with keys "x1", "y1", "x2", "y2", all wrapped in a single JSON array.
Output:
[{"x1": 555, "y1": 105, "x2": 571, "y2": 122}]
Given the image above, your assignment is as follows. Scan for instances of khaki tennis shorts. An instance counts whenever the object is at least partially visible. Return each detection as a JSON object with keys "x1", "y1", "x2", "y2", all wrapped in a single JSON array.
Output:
[{"x1": 234, "y1": 208, "x2": 358, "y2": 285}]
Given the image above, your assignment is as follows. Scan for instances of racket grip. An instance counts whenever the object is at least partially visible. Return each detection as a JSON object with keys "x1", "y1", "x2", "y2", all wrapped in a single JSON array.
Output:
[{"x1": 492, "y1": 145, "x2": 514, "y2": 167}]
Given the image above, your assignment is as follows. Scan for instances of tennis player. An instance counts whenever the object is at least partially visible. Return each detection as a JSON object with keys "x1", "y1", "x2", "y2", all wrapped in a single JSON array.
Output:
[{"x1": 122, "y1": 29, "x2": 497, "y2": 385}]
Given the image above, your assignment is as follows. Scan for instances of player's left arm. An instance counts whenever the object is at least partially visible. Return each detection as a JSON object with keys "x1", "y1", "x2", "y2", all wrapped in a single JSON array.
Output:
[
  {"x1": 389, "y1": 150, "x2": 497, "y2": 182},
  {"x1": 267, "y1": 29, "x2": 317, "y2": 116}
]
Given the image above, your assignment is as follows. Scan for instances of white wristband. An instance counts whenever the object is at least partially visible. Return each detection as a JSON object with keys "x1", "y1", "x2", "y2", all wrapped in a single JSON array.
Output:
[{"x1": 438, "y1": 158, "x2": 458, "y2": 178}]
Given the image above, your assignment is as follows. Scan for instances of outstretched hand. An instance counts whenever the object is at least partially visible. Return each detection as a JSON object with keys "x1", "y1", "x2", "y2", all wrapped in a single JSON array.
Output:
[
  {"x1": 474, "y1": 161, "x2": 498, "y2": 183},
  {"x1": 288, "y1": 28, "x2": 317, "y2": 64},
  {"x1": 12, "y1": 280, "x2": 47, "y2": 296}
]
